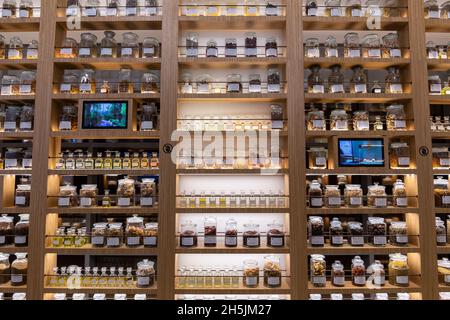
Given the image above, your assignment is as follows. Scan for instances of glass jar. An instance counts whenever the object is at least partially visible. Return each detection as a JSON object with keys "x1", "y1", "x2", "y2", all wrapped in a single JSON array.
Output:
[
  {"x1": 344, "y1": 32, "x2": 360, "y2": 58},
  {"x1": 328, "y1": 64, "x2": 345, "y2": 93},
  {"x1": 186, "y1": 33, "x2": 198, "y2": 58},
  {"x1": 324, "y1": 35, "x2": 338, "y2": 58},
  {"x1": 388, "y1": 253, "x2": 409, "y2": 287},
  {"x1": 330, "y1": 218, "x2": 344, "y2": 246},
  {"x1": 248, "y1": 73, "x2": 262, "y2": 93},
  {"x1": 0, "y1": 253, "x2": 10, "y2": 284},
  {"x1": 436, "y1": 217, "x2": 447, "y2": 246},
  {"x1": 223, "y1": 218, "x2": 238, "y2": 247},
  {"x1": 18, "y1": 105, "x2": 32, "y2": 131},
  {"x1": 390, "y1": 142, "x2": 410, "y2": 168},
  {"x1": 243, "y1": 259, "x2": 260, "y2": 288},
  {"x1": 0, "y1": 34, "x2": 5, "y2": 59},
  {"x1": 382, "y1": 33, "x2": 401, "y2": 58},
  {"x1": 125, "y1": 215, "x2": 143, "y2": 247},
  {"x1": 117, "y1": 68, "x2": 132, "y2": 93},
  {"x1": 352, "y1": 110, "x2": 369, "y2": 131},
  {"x1": 2, "y1": 0, "x2": 16, "y2": 17},
  {"x1": 307, "y1": 110, "x2": 325, "y2": 131},
  {"x1": 143, "y1": 222, "x2": 157, "y2": 247},
  {"x1": 57, "y1": 37, "x2": 78, "y2": 58},
  {"x1": 11, "y1": 253, "x2": 27, "y2": 286},
  {"x1": 429, "y1": 75, "x2": 442, "y2": 94},
  {"x1": 325, "y1": 0, "x2": 343, "y2": 16},
  {"x1": 330, "y1": 109, "x2": 349, "y2": 130},
  {"x1": 348, "y1": 221, "x2": 364, "y2": 246},
  {"x1": 267, "y1": 221, "x2": 285, "y2": 247},
  {"x1": 143, "y1": 37, "x2": 160, "y2": 58},
  {"x1": 367, "y1": 183, "x2": 387, "y2": 207},
  {"x1": 308, "y1": 216, "x2": 324, "y2": 247},
  {"x1": 389, "y1": 221, "x2": 408, "y2": 246},
  {"x1": 267, "y1": 68, "x2": 281, "y2": 93},
  {"x1": 125, "y1": 0, "x2": 138, "y2": 16},
  {"x1": 83, "y1": 0, "x2": 98, "y2": 16},
  {"x1": 344, "y1": 184, "x2": 363, "y2": 208},
  {"x1": 425, "y1": 0, "x2": 440, "y2": 19},
  {"x1": 368, "y1": 217, "x2": 387, "y2": 246},
  {"x1": 306, "y1": 0, "x2": 318, "y2": 16},
  {"x1": 309, "y1": 180, "x2": 323, "y2": 208},
  {"x1": 79, "y1": 69, "x2": 96, "y2": 94},
  {"x1": 58, "y1": 184, "x2": 77, "y2": 207},
  {"x1": 438, "y1": 258, "x2": 450, "y2": 286},
  {"x1": 305, "y1": 38, "x2": 320, "y2": 58},
  {"x1": 121, "y1": 32, "x2": 139, "y2": 58},
  {"x1": 393, "y1": 179, "x2": 408, "y2": 208},
  {"x1": 205, "y1": 39, "x2": 218, "y2": 58},
  {"x1": 361, "y1": 34, "x2": 381, "y2": 58},
  {"x1": 106, "y1": 222, "x2": 123, "y2": 247},
  {"x1": 265, "y1": 37, "x2": 278, "y2": 57},
  {"x1": 350, "y1": 65, "x2": 367, "y2": 93},
  {"x1": 330, "y1": 260, "x2": 345, "y2": 287},
  {"x1": 80, "y1": 184, "x2": 97, "y2": 207},
  {"x1": 141, "y1": 72, "x2": 159, "y2": 93},
  {"x1": 5, "y1": 147, "x2": 22, "y2": 168},
  {"x1": 140, "y1": 102, "x2": 158, "y2": 131},
  {"x1": 310, "y1": 254, "x2": 326, "y2": 287},
  {"x1": 427, "y1": 41, "x2": 438, "y2": 59},
  {"x1": 60, "y1": 71, "x2": 79, "y2": 94},
  {"x1": 117, "y1": 178, "x2": 135, "y2": 207},
  {"x1": 100, "y1": 31, "x2": 116, "y2": 58},
  {"x1": 180, "y1": 221, "x2": 197, "y2": 247},
  {"x1": 15, "y1": 183, "x2": 31, "y2": 207},
  {"x1": 203, "y1": 216, "x2": 217, "y2": 247},
  {"x1": 351, "y1": 256, "x2": 366, "y2": 286},
  {"x1": 19, "y1": 71, "x2": 35, "y2": 95},
  {"x1": 434, "y1": 176, "x2": 450, "y2": 208},
  {"x1": 244, "y1": 32, "x2": 257, "y2": 57},
  {"x1": 136, "y1": 259, "x2": 155, "y2": 288},
  {"x1": 307, "y1": 65, "x2": 324, "y2": 93},
  {"x1": 140, "y1": 178, "x2": 155, "y2": 207},
  {"x1": 308, "y1": 147, "x2": 327, "y2": 169},
  {"x1": 227, "y1": 74, "x2": 242, "y2": 93},
  {"x1": 8, "y1": 36, "x2": 23, "y2": 60},
  {"x1": 243, "y1": 222, "x2": 260, "y2": 247},
  {"x1": 325, "y1": 185, "x2": 341, "y2": 208},
  {"x1": 26, "y1": 40, "x2": 38, "y2": 59},
  {"x1": 91, "y1": 222, "x2": 107, "y2": 247},
  {"x1": 196, "y1": 74, "x2": 212, "y2": 94},
  {"x1": 433, "y1": 147, "x2": 450, "y2": 169},
  {"x1": 0, "y1": 214, "x2": 14, "y2": 246},
  {"x1": 386, "y1": 104, "x2": 406, "y2": 131},
  {"x1": 385, "y1": 67, "x2": 403, "y2": 94},
  {"x1": 264, "y1": 255, "x2": 281, "y2": 288},
  {"x1": 1, "y1": 75, "x2": 20, "y2": 96},
  {"x1": 59, "y1": 105, "x2": 77, "y2": 131},
  {"x1": 367, "y1": 260, "x2": 386, "y2": 286},
  {"x1": 225, "y1": 38, "x2": 237, "y2": 57},
  {"x1": 79, "y1": 33, "x2": 97, "y2": 58}
]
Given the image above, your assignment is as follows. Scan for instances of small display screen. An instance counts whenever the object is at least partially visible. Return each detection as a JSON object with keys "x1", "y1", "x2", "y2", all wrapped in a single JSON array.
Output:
[
  {"x1": 82, "y1": 101, "x2": 128, "y2": 129},
  {"x1": 338, "y1": 139, "x2": 385, "y2": 167}
]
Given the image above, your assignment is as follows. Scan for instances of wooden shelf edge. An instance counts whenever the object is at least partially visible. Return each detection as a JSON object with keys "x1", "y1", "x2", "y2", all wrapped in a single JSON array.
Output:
[
  {"x1": 305, "y1": 207, "x2": 419, "y2": 214},
  {"x1": 48, "y1": 169, "x2": 159, "y2": 175},
  {"x1": 47, "y1": 207, "x2": 159, "y2": 214},
  {"x1": 0, "y1": 170, "x2": 33, "y2": 175},
  {"x1": 175, "y1": 247, "x2": 290, "y2": 254},
  {"x1": 45, "y1": 246, "x2": 158, "y2": 255},
  {"x1": 306, "y1": 169, "x2": 417, "y2": 175},
  {"x1": 43, "y1": 286, "x2": 158, "y2": 294},
  {"x1": 306, "y1": 245, "x2": 420, "y2": 255},
  {"x1": 176, "y1": 208, "x2": 289, "y2": 214},
  {"x1": 176, "y1": 169, "x2": 288, "y2": 175}
]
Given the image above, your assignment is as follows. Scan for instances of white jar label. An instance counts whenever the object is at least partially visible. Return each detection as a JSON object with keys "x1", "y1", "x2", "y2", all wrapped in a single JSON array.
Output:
[
  {"x1": 313, "y1": 276, "x2": 326, "y2": 284},
  {"x1": 20, "y1": 85, "x2": 32, "y2": 94},
  {"x1": 0, "y1": 236, "x2": 5, "y2": 244},
  {"x1": 396, "y1": 197, "x2": 408, "y2": 207},
  {"x1": 268, "y1": 84, "x2": 281, "y2": 93},
  {"x1": 100, "y1": 48, "x2": 112, "y2": 56},
  {"x1": 374, "y1": 236, "x2": 386, "y2": 245},
  {"x1": 140, "y1": 197, "x2": 153, "y2": 206},
  {"x1": 5, "y1": 159, "x2": 18, "y2": 168},
  {"x1": 22, "y1": 159, "x2": 32, "y2": 168},
  {"x1": 429, "y1": 10, "x2": 440, "y2": 18},
  {"x1": 246, "y1": 237, "x2": 259, "y2": 247},
  {"x1": 350, "y1": 197, "x2": 362, "y2": 205},
  {"x1": 355, "y1": 84, "x2": 367, "y2": 93},
  {"x1": 20, "y1": 122, "x2": 32, "y2": 130},
  {"x1": 58, "y1": 197, "x2": 70, "y2": 207},
  {"x1": 249, "y1": 84, "x2": 262, "y2": 93},
  {"x1": 352, "y1": 9, "x2": 361, "y2": 16},
  {"x1": 268, "y1": 277, "x2": 280, "y2": 286},
  {"x1": 144, "y1": 237, "x2": 157, "y2": 246},
  {"x1": 429, "y1": 51, "x2": 439, "y2": 59},
  {"x1": 307, "y1": 8, "x2": 317, "y2": 16},
  {"x1": 396, "y1": 276, "x2": 409, "y2": 284},
  {"x1": 311, "y1": 198, "x2": 323, "y2": 207},
  {"x1": 225, "y1": 48, "x2": 237, "y2": 57},
  {"x1": 333, "y1": 276, "x2": 345, "y2": 285},
  {"x1": 207, "y1": 6, "x2": 218, "y2": 15},
  {"x1": 15, "y1": 196, "x2": 26, "y2": 205},
  {"x1": 431, "y1": 84, "x2": 442, "y2": 93},
  {"x1": 389, "y1": 84, "x2": 403, "y2": 93},
  {"x1": 186, "y1": 48, "x2": 198, "y2": 57},
  {"x1": 181, "y1": 237, "x2": 194, "y2": 246},
  {"x1": 141, "y1": 121, "x2": 154, "y2": 130},
  {"x1": 328, "y1": 197, "x2": 341, "y2": 205},
  {"x1": 79, "y1": 48, "x2": 91, "y2": 56},
  {"x1": 311, "y1": 236, "x2": 324, "y2": 246},
  {"x1": 118, "y1": 198, "x2": 131, "y2": 206},
  {"x1": 356, "y1": 120, "x2": 369, "y2": 130},
  {"x1": 390, "y1": 49, "x2": 401, "y2": 58},
  {"x1": 266, "y1": 48, "x2": 277, "y2": 57},
  {"x1": 247, "y1": 7, "x2": 258, "y2": 14},
  {"x1": 335, "y1": 120, "x2": 347, "y2": 130},
  {"x1": 107, "y1": 237, "x2": 120, "y2": 246},
  {"x1": 331, "y1": 84, "x2": 344, "y2": 93},
  {"x1": 83, "y1": 8, "x2": 97, "y2": 16},
  {"x1": 445, "y1": 275, "x2": 450, "y2": 284},
  {"x1": 80, "y1": 84, "x2": 92, "y2": 92},
  {"x1": 204, "y1": 236, "x2": 216, "y2": 245},
  {"x1": 11, "y1": 275, "x2": 23, "y2": 283},
  {"x1": 245, "y1": 48, "x2": 257, "y2": 57},
  {"x1": 270, "y1": 237, "x2": 283, "y2": 247},
  {"x1": 368, "y1": 7, "x2": 382, "y2": 16},
  {"x1": 312, "y1": 120, "x2": 324, "y2": 129},
  {"x1": 266, "y1": 7, "x2": 278, "y2": 16},
  {"x1": 351, "y1": 236, "x2": 364, "y2": 245},
  {"x1": 443, "y1": 196, "x2": 450, "y2": 204},
  {"x1": 197, "y1": 83, "x2": 210, "y2": 93},
  {"x1": 327, "y1": 48, "x2": 338, "y2": 57},
  {"x1": 332, "y1": 236, "x2": 343, "y2": 245},
  {"x1": 227, "y1": 8, "x2": 238, "y2": 15},
  {"x1": 121, "y1": 47, "x2": 133, "y2": 56},
  {"x1": 60, "y1": 48, "x2": 74, "y2": 56},
  {"x1": 137, "y1": 276, "x2": 150, "y2": 286},
  {"x1": 398, "y1": 157, "x2": 410, "y2": 166},
  {"x1": 1, "y1": 85, "x2": 12, "y2": 95},
  {"x1": 225, "y1": 237, "x2": 237, "y2": 246},
  {"x1": 440, "y1": 158, "x2": 450, "y2": 166},
  {"x1": 2, "y1": 9, "x2": 12, "y2": 17},
  {"x1": 127, "y1": 237, "x2": 140, "y2": 246},
  {"x1": 246, "y1": 277, "x2": 258, "y2": 286},
  {"x1": 312, "y1": 85, "x2": 324, "y2": 94},
  {"x1": 368, "y1": 49, "x2": 381, "y2": 58},
  {"x1": 315, "y1": 157, "x2": 326, "y2": 166},
  {"x1": 91, "y1": 236, "x2": 104, "y2": 245},
  {"x1": 437, "y1": 235, "x2": 447, "y2": 243},
  {"x1": 227, "y1": 83, "x2": 240, "y2": 92},
  {"x1": 106, "y1": 8, "x2": 117, "y2": 16},
  {"x1": 144, "y1": 47, "x2": 155, "y2": 56},
  {"x1": 349, "y1": 49, "x2": 361, "y2": 58},
  {"x1": 307, "y1": 48, "x2": 320, "y2": 58},
  {"x1": 80, "y1": 198, "x2": 92, "y2": 206},
  {"x1": 60, "y1": 84, "x2": 72, "y2": 93},
  {"x1": 374, "y1": 276, "x2": 385, "y2": 286},
  {"x1": 394, "y1": 120, "x2": 406, "y2": 129},
  {"x1": 396, "y1": 235, "x2": 408, "y2": 244},
  {"x1": 354, "y1": 276, "x2": 366, "y2": 285},
  {"x1": 15, "y1": 236, "x2": 26, "y2": 244},
  {"x1": 146, "y1": 7, "x2": 157, "y2": 15},
  {"x1": 331, "y1": 8, "x2": 342, "y2": 16},
  {"x1": 59, "y1": 121, "x2": 72, "y2": 130},
  {"x1": 126, "y1": 7, "x2": 137, "y2": 16},
  {"x1": 375, "y1": 198, "x2": 387, "y2": 207},
  {"x1": 27, "y1": 49, "x2": 38, "y2": 59}
]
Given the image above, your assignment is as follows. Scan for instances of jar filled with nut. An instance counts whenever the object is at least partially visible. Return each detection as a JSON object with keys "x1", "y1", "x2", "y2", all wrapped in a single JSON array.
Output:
[
  {"x1": 243, "y1": 259, "x2": 260, "y2": 288},
  {"x1": 126, "y1": 215, "x2": 144, "y2": 247},
  {"x1": 309, "y1": 180, "x2": 323, "y2": 208},
  {"x1": 330, "y1": 218, "x2": 344, "y2": 246},
  {"x1": 344, "y1": 32, "x2": 361, "y2": 58},
  {"x1": 307, "y1": 110, "x2": 326, "y2": 131},
  {"x1": 0, "y1": 214, "x2": 14, "y2": 246},
  {"x1": 434, "y1": 176, "x2": 450, "y2": 208},
  {"x1": 308, "y1": 147, "x2": 327, "y2": 169},
  {"x1": 330, "y1": 109, "x2": 349, "y2": 131},
  {"x1": 393, "y1": 179, "x2": 408, "y2": 207},
  {"x1": 140, "y1": 178, "x2": 155, "y2": 207},
  {"x1": 433, "y1": 147, "x2": 450, "y2": 169},
  {"x1": 91, "y1": 222, "x2": 107, "y2": 247},
  {"x1": 368, "y1": 217, "x2": 387, "y2": 246},
  {"x1": 351, "y1": 256, "x2": 366, "y2": 287},
  {"x1": 353, "y1": 111, "x2": 370, "y2": 131},
  {"x1": 436, "y1": 217, "x2": 447, "y2": 246},
  {"x1": 390, "y1": 142, "x2": 410, "y2": 168},
  {"x1": 80, "y1": 184, "x2": 97, "y2": 207},
  {"x1": 310, "y1": 254, "x2": 326, "y2": 287},
  {"x1": 15, "y1": 184, "x2": 31, "y2": 207},
  {"x1": 382, "y1": 33, "x2": 402, "y2": 58},
  {"x1": 438, "y1": 258, "x2": 450, "y2": 286},
  {"x1": 386, "y1": 104, "x2": 407, "y2": 131},
  {"x1": 308, "y1": 216, "x2": 324, "y2": 247},
  {"x1": 267, "y1": 221, "x2": 285, "y2": 248},
  {"x1": 345, "y1": 184, "x2": 363, "y2": 208},
  {"x1": 58, "y1": 184, "x2": 78, "y2": 207},
  {"x1": 136, "y1": 259, "x2": 155, "y2": 288},
  {"x1": 361, "y1": 34, "x2": 381, "y2": 58},
  {"x1": 348, "y1": 221, "x2": 364, "y2": 246},
  {"x1": 264, "y1": 255, "x2": 282, "y2": 288},
  {"x1": 106, "y1": 223, "x2": 123, "y2": 247},
  {"x1": 117, "y1": 178, "x2": 135, "y2": 207},
  {"x1": 389, "y1": 221, "x2": 408, "y2": 246},
  {"x1": 325, "y1": 185, "x2": 341, "y2": 208},
  {"x1": 367, "y1": 183, "x2": 387, "y2": 208},
  {"x1": 143, "y1": 222, "x2": 158, "y2": 247},
  {"x1": 331, "y1": 260, "x2": 345, "y2": 287}
]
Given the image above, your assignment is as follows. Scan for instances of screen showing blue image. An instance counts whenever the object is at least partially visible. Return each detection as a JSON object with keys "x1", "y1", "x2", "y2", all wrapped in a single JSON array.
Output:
[
  {"x1": 82, "y1": 101, "x2": 128, "y2": 129},
  {"x1": 338, "y1": 139, "x2": 385, "y2": 167}
]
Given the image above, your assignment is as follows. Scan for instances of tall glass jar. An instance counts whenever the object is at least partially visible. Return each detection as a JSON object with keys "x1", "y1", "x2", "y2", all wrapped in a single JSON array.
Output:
[
  {"x1": 429, "y1": 75, "x2": 442, "y2": 94},
  {"x1": 309, "y1": 180, "x2": 323, "y2": 208},
  {"x1": 427, "y1": 41, "x2": 439, "y2": 59},
  {"x1": 368, "y1": 183, "x2": 387, "y2": 207},
  {"x1": 19, "y1": 71, "x2": 35, "y2": 95},
  {"x1": 8, "y1": 36, "x2": 23, "y2": 60},
  {"x1": 142, "y1": 37, "x2": 160, "y2": 58},
  {"x1": 361, "y1": 34, "x2": 381, "y2": 58},
  {"x1": 325, "y1": 185, "x2": 341, "y2": 208},
  {"x1": 243, "y1": 222, "x2": 260, "y2": 247},
  {"x1": 368, "y1": 260, "x2": 386, "y2": 286},
  {"x1": 121, "y1": 32, "x2": 139, "y2": 58},
  {"x1": 390, "y1": 142, "x2": 410, "y2": 168},
  {"x1": 344, "y1": 32, "x2": 360, "y2": 58},
  {"x1": 141, "y1": 72, "x2": 159, "y2": 93},
  {"x1": 368, "y1": 217, "x2": 387, "y2": 246},
  {"x1": 2, "y1": 0, "x2": 16, "y2": 18},
  {"x1": 308, "y1": 147, "x2": 327, "y2": 169},
  {"x1": 382, "y1": 33, "x2": 402, "y2": 58},
  {"x1": 350, "y1": 65, "x2": 367, "y2": 93},
  {"x1": 386, "y1": 104, "x2": 407, "y2": 131},
  {"x1": 11, "y1": 253, "x2": 27, "y2": 286},
  {"x1": 305, "y1": 38, "x2": 320, "y2": 58},
  {"x1": 140, "y1": 102, "x2": 158, "y2": 131},
  {"x1": 264, "y1": 255, "x2": 281, "y2": 288},
  {"x1": 265, "y1": 37, "x2": 278, "y2": 57},
  {"x1": 59, "y1": 105, "x2": 77, "y2": 130},
  {"x1": 186, "y1": 33, "x2": 198, "y2": 58},
  {"x1": 307, "y1": 65, "x2": 324, "y2": 93},
  {"x1": 436, "y1": 217, "x2": 447, "y2": 245},
  {"x1": 388, "y1": 253, "x2": 409, "y2": 286},
  {"x1": 243, "y1": 259, "x2": 259, "y2": 288},
  {"x1": 330, "y1": 218, "x2": 344, "y2": 246},
  {"x1": 91, "y1": 222, "x2": 107, "y2": 247},
  {"x1": 19, "y1": 105, "x2": 33, "y2": 131},
  {"x1": 126, "y1": 215, "x2": 143, "y2": 247},
  {"x1": 0, "y1": 214, "x2": 14, "y2": 246},
  {"x1": 224, "y1": 218, "x2": 238, "y2": 247},
  {"x1": 0, "y1": 253, "x2": 10, "y2": 284},
  {"x1": 267, "y1": 68, "x2": 281, "y2": 93},
  {"x1": 204, "y1": 216, "x2": 217, "y2": 247},
  {"x1": 393, "y1": 179, "x2": 408, "y2": 207},
  {"x1": 180, "y1": 221, "x2": 197, "y2": 247},
  {"x1": 26, "y1": 40, "x2": 38, "y2": 59},
  {"x1": 15, "y1": 183, "x2": 31, "y2": 207},
  {"x1": 117, "y1": 177, "x2": 135, "y2": 207},
  {"x1": 225, "y1": 38, "x2": 237, "y2": 57},
  {"x1": 389, "y1": 221, "x2": 408, "y2": 246},
  {"x1": 80, "y1": 184, "x2": 97, "y2": 207},
  {"x1": 308, "y1": 216, "x2": 324, "y2": 247},
  {"x1": 328, "y1": 65, "x2": 345, "y2": 93},
  {"x1": 306, "y1": 0, "x2": 318, "y2": 16},
  {"x1": 351, "y1": 256, "x2": 366, "y2": 286},
  {"x1": 244, "y1": 32, "x2": 257, "y2": 57},
  {"x1": 143, "y1": 222, "x2": 158, "y2": 247},
  {"x1": 136, "y1": 259, "x2": 155, "y2": 288},
  {"x1": 324, "y1": 35, "x2": 338, "y2": 58},
  {"x1": 345, "y1": 184, "x2": 363, "y2": 207},
  {"x1": 79, "y1": 69, "x2": 96, "y2": 94},
  {"x1": 118, "y1": 68, "x2": 133, "y2": 93},
  {"x1": 79, "y1": 33, "x2": 97, "y2": 58},
  {"x1": 100, "y1": 31, "x2": 116, "y2": 58},
  {"x1": 310, "y1": 254, "x2": 326, "y2": 287},
  {"x1": 0, "y1": 34, "x2": 5, "y2": 59},
  {"x1": 385, "y1": 67, "x2": 403, "y2": 94}
]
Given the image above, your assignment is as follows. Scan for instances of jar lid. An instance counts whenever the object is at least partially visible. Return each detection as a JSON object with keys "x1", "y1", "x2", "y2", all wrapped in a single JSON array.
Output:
[{"x1": 0, "y1": 214, "x2": 13, "y2": 222}]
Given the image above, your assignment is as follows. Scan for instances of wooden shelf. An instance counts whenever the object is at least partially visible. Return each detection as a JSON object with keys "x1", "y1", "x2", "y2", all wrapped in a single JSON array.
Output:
[
  {"x1": 435, "y1": 208, "x2": 450, "y2": 214},
  {"x1": 429, "y1": 95, "x2": 450, "y2": 104},
  {"x1": 305, "y1": 130, "x2": 415, "y2": 138},
  {"x1": 306, "y1": 168, "x2": 416, "y2": 175},
  {"x1": 307, "y1": 244, "x2": 420, "y2": 255},
  {"x1": 302, "y1": 16, "x2": 409, "y2": 30},
  {"x1": 50, "y1": 130, "x2": 160, "y2": 140},
  {"x1": 178, "y1": 16, "x2": 286, "y2": 30},
  {"x1": 176, "y1": 169, "x2": 288, "y2": 175},
  {"x1": 53, "y1": 57, "x2": 161, "y2": 70},
  {"x1": 436, "y1": 245, "x2": 450, "y2": 254},
  {"x1": 304, "y1": 57, "x2": 410, "y2": 69},
  {"x1": 0, "y1": 246, "x2": 29, "y2": 254},
  {"x1": 48, "y1": 169, "x2": 159, "y2": 176},
  {"x1": 43, "y1": 285, "x2": 157, "y2": 295},
  {"x1": 175, "y1": 130, "x2": 288, "y2": 137},
  {"x1": 175, "y1": 244, "x2": 290, "y2": 254},
  {"x1": 432, "y1": 169, "x2": 450, "y2": 175},
  {"x1": 0, "y1": 59, "x2": 38, "y2": 70},
  {"x1": 304, "y1": 93, "x2": 412, "y2": 103},
  {"x1": 177, "y1": 208, "x2": 288, "y2": 214},
  {"x1": 175, "y1": 280, "x2": 291, "y2": 295},
  {"x1": 427, "y1": 59, "x2": 450, "y2": 71},
  {"x1": 52, "y1": 93, "x2": 160, "y2": 101},
  {"x1": 0, "y1": 207, "x2": 31, "y2": 214},
  {"x1": 425, "y1": 19, "x2": 450, "y2": 32},
  {"x1": 45, "y1": 245, "x2": 157, "y2": 256},
  {"x1": 0, "y1": 132, "x2": 33, "y2": 140},
  {"x1": 0, "y1": 283, "x2": 27, "y2": 293},
  {"x1": 0, "y1": 169, "x2": 33, "y2": 175},
  {"x1": 0, "y1": 95, "x2": 35, "y2": 101},
  {"x1": 177, "y1": 93, "x2": 287, "y2": 101},
  {"x1": 0, "y1": 17, "x2": 40, "y2": 31},
  {"x1": 431, "y1": 132, "x2": 450, "y2": 139},
  {"x1": 55, "y1": 16, "x2": 162, "y2": 30},
  {"x1": 306, "y1": 207, "x2": 419, "y2": 215},
  {"x1": 307, "y1": 280, "x2": 421, "y2": 294},
  {"x1": 48, "y1": 207, "x2": 158, "y2": 215},
  {"x1": 178, "y1": 57, "x2": 287, "y2": 68}
]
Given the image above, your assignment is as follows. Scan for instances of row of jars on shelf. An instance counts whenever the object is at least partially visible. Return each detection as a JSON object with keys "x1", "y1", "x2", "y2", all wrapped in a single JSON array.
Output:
[
  {"x1": 310, "y1": 293, "x2": 411, "y2": 300},
  {"x1": 178, "y1": 295, "x2": 286, "y2": 301},
  {"x1": 58, "y1": 69, "x2": 159, "y2": 94},
  {"x1": 310, "y1": 254, "x2": 410, "y2": 288},
  {"x1": 51, "y1": 293, "x2": 150, "y2": 301},
  {"x1": 434, "y1": 176, "x2": 450, "y2": 208},
  {"x1": 179, "y1": 218, "x2": 285, "y2": 248},
  {"x1": 65, "y1": 0, "x2": 160, "y2": 17},
  {"x1": 184, "y1": 33, "x2": 281, "y2": 58},
  {"x1": 179, "y1": 70, "x2": 283, "y2": 95},
  {"x1": 177, "y1": 154, "x2": 283, "y2": 171},
  {"x1": 1, "y1": 72, "x2": 36, "y2": 96},
  {"x1": 0, "y1": 293, "x2": 26, "y2": 300},
  {"x1": 0, "y1": 35, "x2": 38, "y2": 60},
  {"x1": 0, "y1": 252, "x2": 28, "y2": 286},
  {"x1": 0, "y1": 148, "x2": 31, "y2": 170},
  {"x1": 0, "y1": 214, "x2": 29, "y2": 247},
  {"x1": 308, "y1": 180, "x2": 410, "y2": 209},
  {"x1": 177, "y1": 190, "x2": 288, "y2": 209},
  {"x1": 177, "y1": 256, "x2": 283, "y2": 289},
  {"x1": 0, "y1": 105, "x2": 34, "y2": 133},
  {"x1": 304, "y1": 33, "x2": 402, "y2": 59},
  {"x1": 56, "y1": 32, "x2": 160, "y2": 59},
  {"x1": 427, "y1": 41, "x2": 450, "y2": 60},
  {"x1": 51, "y1": 217, "x2": 158, "y2": 248},
  {"x1": 306, "y1": 65, "x2": 405, "y2": 95},
  {"x1": 308, "y1": 216, "x2": 410, "y2": 247},
  {"x1": 304, "y1": 0, "x2": 403, "y2": 18},
  {"x1": 306, "y1": 104, "x2": 407, "y2": 131},
  {"x1": 57, "y1": 178, "x2": 157, "y2": 208},
  {"x1": 425, "y1": 0, "x2": 450, "y2": 19},
  {"x1": 1, "y1": 0, "x2": 35, "y2": 18},
  {"x1": 54, "y1": 150, "x2": 159, "y2": 171},
  {"x1": 429, "y1": 73, "x2": 450, "y2": 95},
  {"x1": 48, "y1": 260, "x2": 156, "y2": 289},
  {"x1": 180, "y1": 0, "x2": 282, "y2": 17}
]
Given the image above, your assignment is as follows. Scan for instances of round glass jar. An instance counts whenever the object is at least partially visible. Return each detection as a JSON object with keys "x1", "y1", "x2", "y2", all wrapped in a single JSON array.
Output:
[
  {"x1": 142, "y1": 37, "x2": 160, "y2": 58},
  {"x1": 331, "y1": 260, "x2": 345, "y2": 287},
  {"x1": 243, "y1": 222, "x2": 260, "y2": 248},
  {"x1": 79, "y1": 33, "x2": 97, "y2": 58},
  {"x1": 264, "y1": 255, "x2": 282, "y2": 288},
  {"x1": 390, "y1": 142, "x2": 410, "y2": 168},
  {"x1": 136, "y1": 259, "x2": 155, "y2": 288},
  {"x1": 351, "y1": 256, "x2": 366, "y2": 287},
  {"x1": 180, "y1": 221, "x2": 197, "y2": 247},
  {"x1": 121, "y1": 32, "x2": 139, "y2": 58},
  {"x1": 310, "y1": 254, "x2": 326, "y2": 287},
  {"x1": 309, "y1": 180, "x2": 323, "y2": 208},
  {"x1": 386, "y1": 104, "x2": 407, "y2": 131},
  {"x1": 243, "y1": 259, "x2": 260, "y2": 288},
  {"x1": 393, "y1": 179, "x2": 408, "y2": 208},
  {"x1": 308, "y1": 216, "x2": 324, "y2": 247},
  {"x1": 308, "y1": 147, "x2": 327, "y2": 169},
  {"x1": 100, "y1": 31, "x2": 117, "y2": 58}
]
